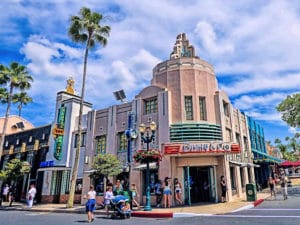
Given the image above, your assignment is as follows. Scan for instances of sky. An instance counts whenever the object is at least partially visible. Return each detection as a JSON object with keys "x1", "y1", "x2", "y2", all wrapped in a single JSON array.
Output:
[{"x1": 0, "y1": 0, "x2": 299, "y2": 144}]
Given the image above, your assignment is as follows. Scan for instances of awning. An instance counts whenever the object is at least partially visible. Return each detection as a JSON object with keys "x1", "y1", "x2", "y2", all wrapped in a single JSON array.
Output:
[
  {"x1": 84, "y1": 169, "x2": 97, "y2": 174},
  {"x1": 132, "y1": 162, "x2": 158, "y2": 170},
  {"x1": 279, "y1": 160, "x2": 300, "y2": 167},
  {"x1": 229, "y1": 161, "x2": 248, "y2": 167},
  {"x1": 252, "y1": 149, "x2": 283, "y2": 163},
  {"x1": 247, "y1": 163, "x2": 260, "y2": 168}
]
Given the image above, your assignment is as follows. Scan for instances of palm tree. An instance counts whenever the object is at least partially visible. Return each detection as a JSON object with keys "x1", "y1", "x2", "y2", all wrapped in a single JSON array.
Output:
[
  {"x1": 0, "y1": 62, "x2": 33, "y2": 158},
  {"x1": 66, "y1": 7, "x2": 110, "y2": 208},
  {"x1": 12, "y1": 92, "x2": 33, "y2": 116},
  {"x1": 0, "y1": 88, "x2": 8, "y2": 104}
]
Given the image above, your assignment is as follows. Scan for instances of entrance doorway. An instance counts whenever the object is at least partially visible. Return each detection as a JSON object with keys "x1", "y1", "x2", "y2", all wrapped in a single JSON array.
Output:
[{"x1": 183, "y1": 166, "x2": 216, "y2": 204}]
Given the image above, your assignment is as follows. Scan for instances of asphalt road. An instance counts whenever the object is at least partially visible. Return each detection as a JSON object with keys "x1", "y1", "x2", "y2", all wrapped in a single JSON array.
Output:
[{"x1": 1, "y1": 188, "x2": 300, "y2": 225}]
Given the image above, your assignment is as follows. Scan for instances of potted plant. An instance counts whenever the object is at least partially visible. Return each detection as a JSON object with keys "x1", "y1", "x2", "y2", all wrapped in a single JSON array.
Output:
[{"x1": 133, "y1": 149, "x2": 162, "y2": 164}]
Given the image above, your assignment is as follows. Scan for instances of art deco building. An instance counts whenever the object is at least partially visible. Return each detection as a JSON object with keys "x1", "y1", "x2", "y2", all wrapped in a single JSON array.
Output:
[{"x1": 80, "y1": 33, "x2": 255, "y2": 204}]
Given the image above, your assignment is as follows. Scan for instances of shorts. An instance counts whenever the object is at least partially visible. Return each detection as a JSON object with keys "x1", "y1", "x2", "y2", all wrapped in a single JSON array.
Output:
[
  {"x1": 85, "y1": 199, "x2": 96, "y2": 212},
  {"x1": 163, "y1": 189, "x2": 172, "y2": 195}
]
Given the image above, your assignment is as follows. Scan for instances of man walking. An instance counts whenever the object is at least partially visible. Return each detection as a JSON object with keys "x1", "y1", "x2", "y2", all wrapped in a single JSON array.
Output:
[{"x1": 27, "y1": 184, "x2": 37, "y2": 208}]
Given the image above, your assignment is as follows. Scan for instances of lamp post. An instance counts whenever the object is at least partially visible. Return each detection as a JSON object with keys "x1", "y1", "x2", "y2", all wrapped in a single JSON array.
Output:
[{"x1": 139, "y1": 121, "x2": 156, "y2": 211}]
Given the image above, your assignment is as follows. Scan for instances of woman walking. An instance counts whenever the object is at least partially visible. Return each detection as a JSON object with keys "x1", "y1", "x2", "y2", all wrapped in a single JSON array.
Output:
[
  {"x1": 174, "y1": 178, "x2": 184, "y2": 206},
  {"x1": 131, "y1": 183, "x2": 140, "y2": 209},
  {"x1": 27, "y1": 184, "x2": 37, "y2": 208},
  {"x1": 84, "y1": 185, "x2": 96, "y2": 223},
  {"x1": 220, "y1": 176, "x2": 227, "y2": 203},
  {"x1": 163, "y1": 177, "x2": 172, "y2": 208},
  {"x1": 268, "y1": 176, "x2": 276, "y2": 199}
]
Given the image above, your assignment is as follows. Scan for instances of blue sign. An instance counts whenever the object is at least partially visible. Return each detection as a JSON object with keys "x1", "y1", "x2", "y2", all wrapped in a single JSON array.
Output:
[{"x1": 40, "y1": 160, "x2": 55, "y2": 168}]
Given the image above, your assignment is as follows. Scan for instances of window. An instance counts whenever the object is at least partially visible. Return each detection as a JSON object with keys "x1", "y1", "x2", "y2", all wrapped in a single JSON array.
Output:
[
  {"x1": 95, "y1": 135, "x2": 106, "y2": 154},
  {"x1": 243, "y1": 137, "x2": 248, "y2": 151},
  {"x1": 185, "y1": 96, "x2": 193, "y2": 120},
  {"x1": 142, "y1": 169, "x2": 158, "y2": 194},
  {"x1": 74, "y1": 132, "x2": 86, "y2": 148},
  {"x1": 223, "y1": 101, "x2": 230, "y2": 117},
  {"x1": 94, "y1": 176, "x2": 105, "y2": 196},
  {"x1": 235, "y1": 133, "x2": 240, "y2": 146},
  {"x1": 226, "y1": 128, "x2": 232, "y2": 142},
  {"x1": 144, "y1": 98, "x2": 157, "y2": 114},
  {"x1": 240, "y1": 168, "x2": 245, "y2": 187},
  {"x1": 118, "y1": 132, "x2": 127, "y2": 152},
  {"x1": 199, "y1": 96, "x2": 207, "y2": 120},
  {"x1": 230, "y1": 167, "x2": 236, "y2": 190}
]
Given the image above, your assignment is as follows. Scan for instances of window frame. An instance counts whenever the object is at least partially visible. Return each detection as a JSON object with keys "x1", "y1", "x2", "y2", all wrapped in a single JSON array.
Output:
[
  {"x1": 199, "y1": 96, "x2": 207, "y2": 121},
  {"x1": 118, "y1": 132, "x2": 127, "y2": 153},
  {"x1": 185, "y1": 96, "x2": 193, "y2": 120},
  {"x1": 144, "y1": 97, "x2": 158, "y2": 115},
  {"x1": 95, "y1": 135, "x2": 106, "y2": 154}
]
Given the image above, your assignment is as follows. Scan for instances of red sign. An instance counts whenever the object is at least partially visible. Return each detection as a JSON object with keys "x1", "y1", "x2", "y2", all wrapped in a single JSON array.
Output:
[{"x1": 164, "y1": 142, "x2": 240, "y2": 154}]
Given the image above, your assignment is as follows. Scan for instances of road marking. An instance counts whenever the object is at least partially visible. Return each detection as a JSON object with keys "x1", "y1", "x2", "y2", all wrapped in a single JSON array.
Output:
[
  {"x1": 216, "y1": 215, "x2": 300, "y2": 218},
  {"x1": 174, "y1": 213, "x2": 213, "y2": 217},
  {"x1": 249, "y1": 208, "x2": 300, "y2": 211},
  {"x1": 26, "y1": 212, "x2": 49, "y2": 216}
]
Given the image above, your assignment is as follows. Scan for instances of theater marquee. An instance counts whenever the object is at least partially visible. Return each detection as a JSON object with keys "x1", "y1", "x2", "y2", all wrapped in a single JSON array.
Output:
[{"x1": 164, "y1": 142, "x2": 240, "y2": 154}]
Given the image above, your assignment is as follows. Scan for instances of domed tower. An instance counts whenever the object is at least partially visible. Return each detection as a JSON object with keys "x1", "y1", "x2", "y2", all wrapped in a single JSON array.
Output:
[{"x1": 151, "y1": 33, "x2": 221, "y2": 141}]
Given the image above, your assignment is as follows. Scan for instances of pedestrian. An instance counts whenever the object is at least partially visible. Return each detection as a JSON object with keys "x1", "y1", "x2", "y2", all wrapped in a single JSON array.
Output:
[
  {"x1": 130, "y1": 183, "x2": 140, "y2": 209},
  {"x1": 163, "y1": 177, "x2": 172, "y2": 208},
  {"x1": 154, "y1": 179, "x2": 163, "y2": 207},
  {"x1": 27, "y1": 184, "x2": 37, "y2": 208},
  {"x1": 220, "y1": 175, "x2": 227, "y2": 203},
  {"x1": 84, "y1": 185, "x2": 96, "y2": 223},
  {"x1": 8, "y1": 185, "x2": 16, "y2": 207},
  {"x1": 281, "y1": 176, "x2": 288, "y2": 200},
  {"x1": 174, "y1": 178, "x2": 184, "y2": 206},
  {"x1": 268, "y1": 176, "x2": 276, "y2": 199},
  {"x1": 2, "y1": 184, "x2": 9, "y2": 202},
  {"x1": 113, "y1": 179, "x2": 123, "y2": 195},
  {"x1": 104, "y1": 186, "x2": 114, "y2": 215}
]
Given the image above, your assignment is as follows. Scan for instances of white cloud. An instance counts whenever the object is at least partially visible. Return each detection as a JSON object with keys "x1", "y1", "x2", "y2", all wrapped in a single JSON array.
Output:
[
  {"x1": 233, "y1": 92, "x2": 287, "y2": 110},
  {"x1": 220, "y1": 73, "x2": 300, "y2": 96},
  {"x1": 194, "y1": 21, "x2": 234, "y2": 56}
]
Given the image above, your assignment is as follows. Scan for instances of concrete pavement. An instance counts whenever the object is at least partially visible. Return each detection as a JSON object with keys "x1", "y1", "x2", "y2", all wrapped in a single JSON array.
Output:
[{"x1": 0, "y1": 191, "x2": 270, "y2": 218}]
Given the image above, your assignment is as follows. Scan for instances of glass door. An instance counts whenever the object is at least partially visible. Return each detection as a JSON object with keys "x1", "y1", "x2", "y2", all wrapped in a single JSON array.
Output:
[{"x1": 183, "y1": 166, "x2": 191, "y2": 205}]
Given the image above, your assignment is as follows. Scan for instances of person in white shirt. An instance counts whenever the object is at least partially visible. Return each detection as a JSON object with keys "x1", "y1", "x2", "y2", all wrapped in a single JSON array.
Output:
[
  {"x1": 104, "y1": 186, "x2": 114, "y2": 214},
  {"x1": 27, "y1": 184, "x2": 37, "y2": 208},
  {"x1": 84, "y1": 185, "x2": 96, "y2": 223}
]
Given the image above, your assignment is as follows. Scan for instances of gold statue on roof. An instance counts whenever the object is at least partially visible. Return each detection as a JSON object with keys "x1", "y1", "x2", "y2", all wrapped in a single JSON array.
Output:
[{"x1": 66, "y1": 77, "x2": 75, "y2": 94}]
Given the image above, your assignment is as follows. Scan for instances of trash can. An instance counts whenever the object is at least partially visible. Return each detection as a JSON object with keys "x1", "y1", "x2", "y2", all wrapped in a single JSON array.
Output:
[{"x1": 246, "y1": 183, "x2": 257, "y2": 201}]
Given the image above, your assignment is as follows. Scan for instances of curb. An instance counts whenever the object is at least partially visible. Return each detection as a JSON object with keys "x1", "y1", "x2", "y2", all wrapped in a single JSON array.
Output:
[
  {"x1": 253, "y1": 198, "x2": 264, "y2": 207},
  {"x1": 132, "y1": 211, "x2": 173, "y2": 218}
]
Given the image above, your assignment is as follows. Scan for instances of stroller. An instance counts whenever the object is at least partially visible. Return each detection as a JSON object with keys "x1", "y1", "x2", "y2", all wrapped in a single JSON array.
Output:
[{"x1": 110, "y1": 195, "x2": 131, "y2": 219}]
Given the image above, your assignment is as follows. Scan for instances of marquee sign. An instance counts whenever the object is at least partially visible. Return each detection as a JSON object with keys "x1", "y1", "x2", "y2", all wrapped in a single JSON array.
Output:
[
  {"x1": 164, "y1": 142, "x2": 240, "y2": 154},
  {"x1": 53, "y1": 106, "x2": 66, "y2": 160}
]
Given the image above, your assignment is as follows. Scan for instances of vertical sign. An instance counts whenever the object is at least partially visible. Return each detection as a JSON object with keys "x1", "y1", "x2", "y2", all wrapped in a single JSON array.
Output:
[{"x1": 53, "y1": 106, "x2": 66, "y2": 160}]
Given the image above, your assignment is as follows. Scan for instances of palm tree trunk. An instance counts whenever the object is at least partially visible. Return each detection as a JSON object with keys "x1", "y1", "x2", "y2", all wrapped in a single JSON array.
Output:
[
  {"x1": 67, "y1": 38, "x2": 90, "y2": 208},
  {"x1": 0, "y1": 86, "x2": 13, "y2": 159}
]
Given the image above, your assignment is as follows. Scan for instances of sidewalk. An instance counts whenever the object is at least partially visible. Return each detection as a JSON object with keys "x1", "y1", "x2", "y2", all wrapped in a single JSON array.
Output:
[{"x1": 0, "y1": 191, "x2": 270, "y2": 218}]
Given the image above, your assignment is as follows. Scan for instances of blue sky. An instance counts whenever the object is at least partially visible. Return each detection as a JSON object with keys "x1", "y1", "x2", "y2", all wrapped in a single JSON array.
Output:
[{"x1": 0, "y1": 0, "x2": 299, "y2": 144}]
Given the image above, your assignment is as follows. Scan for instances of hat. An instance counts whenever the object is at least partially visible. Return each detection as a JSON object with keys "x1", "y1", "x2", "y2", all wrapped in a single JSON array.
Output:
[{"x1": 165, "y1": 176, "x2": 171, "y2": 181}]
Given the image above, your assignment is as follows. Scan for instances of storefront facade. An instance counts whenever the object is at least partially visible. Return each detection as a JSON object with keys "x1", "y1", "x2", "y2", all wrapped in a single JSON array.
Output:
[{"x1": 82, "y1": 33, "x2": 255, "y2": 205}]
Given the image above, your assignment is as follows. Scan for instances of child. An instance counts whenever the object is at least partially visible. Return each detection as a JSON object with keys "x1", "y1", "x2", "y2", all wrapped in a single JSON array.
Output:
[
  {"x1": 131, "y1": 183, "x2": 140, "y2": 209},
  {"x1": 120, "y1": 201, "x2": 131, "y2": 212},
  {"x1": 104, "y1": 186, "x2": 114, "y2": 214}
]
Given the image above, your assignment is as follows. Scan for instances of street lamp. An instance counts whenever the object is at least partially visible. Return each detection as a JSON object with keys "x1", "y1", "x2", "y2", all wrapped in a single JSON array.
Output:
[{"x1": 139, "y1": 121, "x2": 156, "y2": 211}]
